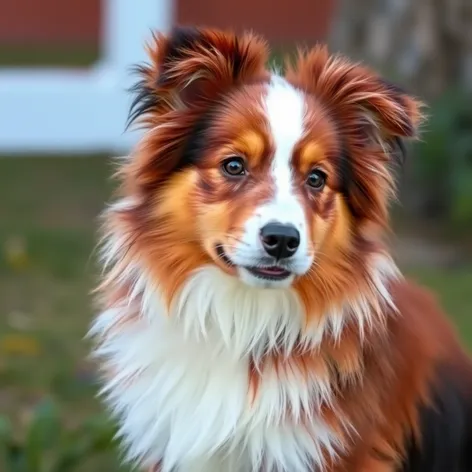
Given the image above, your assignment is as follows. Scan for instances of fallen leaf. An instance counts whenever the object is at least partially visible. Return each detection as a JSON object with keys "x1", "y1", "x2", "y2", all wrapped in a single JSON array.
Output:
[
  {"x1": 0, "y1": 334, "x2": 41, "y2": 356},
  {"x1": 3, "y1": 235, "x2": 30, "y2": 271}
]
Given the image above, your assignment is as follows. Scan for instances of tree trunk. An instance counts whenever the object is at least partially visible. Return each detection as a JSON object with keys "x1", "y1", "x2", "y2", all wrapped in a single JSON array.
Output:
[
  {"x1": 328, "y1": 0, "x2": 472, "y2": 223},
  {"x1": 329, "y1": 0, "x2": 472, "y2": 99}
]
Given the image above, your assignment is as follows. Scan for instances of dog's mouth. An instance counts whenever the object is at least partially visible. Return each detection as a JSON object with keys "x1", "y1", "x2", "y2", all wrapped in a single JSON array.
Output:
[
  {"x1": 245, "y1": 266, "x2": 292, "y2": 280},
  {"x1": 215, "y1": 244, "x2": 292, "y2": 281},
  {"x1": 215, "y1": 244, "x2": 234, "y2": 268}
]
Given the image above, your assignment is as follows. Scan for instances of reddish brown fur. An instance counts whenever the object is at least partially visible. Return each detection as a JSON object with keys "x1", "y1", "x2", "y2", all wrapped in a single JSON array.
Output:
[
  {"x1": 247, "y1": 280, "x2": 468, "y2": 471},
  {"x1": 286, "y1": 46, "x2": 424, "y2": 227},
  {"x1": 96, "y1": 26, "x2": 472, "y2": 471}
]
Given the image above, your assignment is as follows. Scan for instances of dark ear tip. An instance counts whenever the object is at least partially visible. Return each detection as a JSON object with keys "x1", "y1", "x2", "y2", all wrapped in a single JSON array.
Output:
[
  {"x1": 155, "y1": 26, "x2": 206, "y2": 86},
  {"x1": 165, "y1": 26, "x2": 204, "y2": 55}
]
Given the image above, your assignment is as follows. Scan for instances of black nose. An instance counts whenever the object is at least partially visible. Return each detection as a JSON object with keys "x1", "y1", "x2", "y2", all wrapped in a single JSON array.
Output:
[{"x1": 260, "y1": 222, "x2": 300, "y2": 259}]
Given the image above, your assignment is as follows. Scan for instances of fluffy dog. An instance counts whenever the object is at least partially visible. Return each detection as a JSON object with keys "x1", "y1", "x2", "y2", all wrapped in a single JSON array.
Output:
[{"x1": 89, "y1": 26, "x2": 472, "y2": 472}]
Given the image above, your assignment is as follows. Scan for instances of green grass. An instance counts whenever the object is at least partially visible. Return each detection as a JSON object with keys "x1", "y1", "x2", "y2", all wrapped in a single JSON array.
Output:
[
  {"x1": 0, "y1": 156, "x2": 125, "y2": 470},
  {"x1": 406, "y1": 268, "x2": 472, "y2": 343},
  {"x1": 0, "y1": 45, "x2": 99, "y2": 67},
  {"x1": 0, "y1": 155, "x2": 471, "y2": 470}
]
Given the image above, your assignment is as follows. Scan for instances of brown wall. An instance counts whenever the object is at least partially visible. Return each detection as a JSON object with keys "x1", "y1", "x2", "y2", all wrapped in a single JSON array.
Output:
[
  {"x1": 177, "y1": 0, "x2": 336, "y2": 45},
  {"x1": 0, "y1": 0, "x2": 101, "y2": 45},
  {"x1": 0, "y1": 0, "x2": 335, "y2": 46}
]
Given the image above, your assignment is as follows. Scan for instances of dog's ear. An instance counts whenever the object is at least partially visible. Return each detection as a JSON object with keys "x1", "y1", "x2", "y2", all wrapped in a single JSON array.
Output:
[
  {"x1": 128, "y1": 26, "x2": 269, "y2": 128},
  {"x1": 286, "y1": 45, "x2": 424, "y2": 146},
  {"x1": 286, "y1": 46, "x2": 426, "y2": 224},
  {"x1": 120, "y1": 27, "x2": 269, "y2": 195}
]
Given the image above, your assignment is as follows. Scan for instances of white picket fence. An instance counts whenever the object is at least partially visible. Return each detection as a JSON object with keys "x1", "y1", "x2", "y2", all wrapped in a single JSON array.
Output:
[{"x1": 0, "y1": 0, "x2": 172, "y2": 155}]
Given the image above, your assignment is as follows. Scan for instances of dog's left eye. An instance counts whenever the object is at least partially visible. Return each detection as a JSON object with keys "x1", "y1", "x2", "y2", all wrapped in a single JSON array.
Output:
[
  {"x1": 221, "y1": 156, "x2": 246, "y2": 177},
  {"x1": 306, "y1": 169, "x2": 326, "y2": 190}
]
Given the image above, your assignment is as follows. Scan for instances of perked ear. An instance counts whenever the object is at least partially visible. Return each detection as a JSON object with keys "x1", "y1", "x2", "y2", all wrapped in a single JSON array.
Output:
[
  {"x1": 286, "y1": 45, "x2": 424, "y2": 143},
  {"x1": 128, "y1": 26, "x2": 270, "y2": 128},
  {"x1": 286, "y1": 46, "x2": 426, "y2": 224}
]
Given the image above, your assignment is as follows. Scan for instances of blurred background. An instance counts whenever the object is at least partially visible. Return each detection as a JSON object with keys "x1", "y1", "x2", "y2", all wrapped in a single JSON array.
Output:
[{"x1": 0, "y1": 0, "x2": 471, "y2": 470}]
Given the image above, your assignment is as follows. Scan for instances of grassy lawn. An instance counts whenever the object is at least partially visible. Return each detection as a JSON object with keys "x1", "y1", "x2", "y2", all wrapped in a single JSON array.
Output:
[
  {"x1": 0, "y1": 45, "x2": 99, "y2": 68},
  {"x1": 0, "y1": 156, "x2": 125, "y2": 470},
  {"x1": 0, "y1": 155, "x2": 471, "y2": 470}
]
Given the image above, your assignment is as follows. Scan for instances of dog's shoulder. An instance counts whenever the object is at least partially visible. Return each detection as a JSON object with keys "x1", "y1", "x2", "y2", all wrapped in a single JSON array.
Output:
[
  {"x1": 401, "y1": 361, "x2": 472, "y2": 471},
  {"x1": 390, "y1": 278, "x2": 472, "y2": 471}
]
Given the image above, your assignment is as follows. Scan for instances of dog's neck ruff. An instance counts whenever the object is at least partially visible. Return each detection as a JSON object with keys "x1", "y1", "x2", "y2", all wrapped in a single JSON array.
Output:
[{"x1": 90, "y1": 252, "x2": 399, "y2": 472}]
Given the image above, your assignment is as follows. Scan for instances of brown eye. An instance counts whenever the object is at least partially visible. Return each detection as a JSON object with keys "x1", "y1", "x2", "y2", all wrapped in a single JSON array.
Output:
[
  {"x1": 222, "y1": 156, "x2": 246, "y2": 177},
  {"x1": 306, "y1": 169, "x2": 326, "y2": 190}
]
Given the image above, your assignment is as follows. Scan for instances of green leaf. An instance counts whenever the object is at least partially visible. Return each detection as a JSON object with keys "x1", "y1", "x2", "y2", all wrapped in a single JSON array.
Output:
[
  {"x1": 51, "y1": 441, "x2": 90, "y2": 472},
  {"x1": 30, "y1": 400, "x2": 61, "y2": 449},
  {"x1": 0, "y1": 417, "x2": 13, "y2": 472},
  {"x1": 5, "y1": 443, "x2": 27, "y2": 472},
  {"x1": 0, "y1": 418, "x2": 27, "y2": 472},
  {"x1": 0, "y1": 416, "x2": 12, "y2": 441},
  {"x1": 24, "y1": 399, "x2": 61, "y2": 472},
  {"x1": 51, "y1": 415, "x2": 116, "y2": 472}
]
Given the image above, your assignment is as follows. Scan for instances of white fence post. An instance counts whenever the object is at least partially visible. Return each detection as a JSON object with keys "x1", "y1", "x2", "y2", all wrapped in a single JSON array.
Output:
[{"x1": 0, "y1": 0, "x2": 172, "y2": 156}]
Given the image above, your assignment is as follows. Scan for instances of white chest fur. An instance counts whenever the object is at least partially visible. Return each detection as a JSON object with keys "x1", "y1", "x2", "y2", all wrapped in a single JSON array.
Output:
[{"x1": 91, "y1": 266, "x2": 349, "y2": 472}]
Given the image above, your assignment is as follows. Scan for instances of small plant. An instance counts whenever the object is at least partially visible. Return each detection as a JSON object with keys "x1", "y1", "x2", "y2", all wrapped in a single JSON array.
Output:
[
  {"x1": 412, "y1": 88, "x2": 472, "y2": 226},
  {"x1": 0, "y1": 400, "x2": 117, "y2": 472}
]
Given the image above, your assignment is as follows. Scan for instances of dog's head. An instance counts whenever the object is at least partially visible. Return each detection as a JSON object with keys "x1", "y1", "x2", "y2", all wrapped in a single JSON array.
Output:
[{"x1": 115, "y1": 26, "x2": 423, "y2": 299}]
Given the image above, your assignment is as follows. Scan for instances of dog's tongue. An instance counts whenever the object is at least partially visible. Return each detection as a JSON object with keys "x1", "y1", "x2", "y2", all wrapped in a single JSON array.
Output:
[{"x1": 257, "y1": 266, "x2": 286, "y2": 275}]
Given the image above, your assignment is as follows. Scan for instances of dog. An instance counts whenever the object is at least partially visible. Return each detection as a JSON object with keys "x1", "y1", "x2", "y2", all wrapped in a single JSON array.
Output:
[{"x1": 89, "y1": 26, "x2": 472, "y2": 471}]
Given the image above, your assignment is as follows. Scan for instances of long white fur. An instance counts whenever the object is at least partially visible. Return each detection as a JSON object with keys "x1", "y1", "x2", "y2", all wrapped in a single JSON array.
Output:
[{"x1": 89, "y1": 77, "x2": 399, "y2": 472}]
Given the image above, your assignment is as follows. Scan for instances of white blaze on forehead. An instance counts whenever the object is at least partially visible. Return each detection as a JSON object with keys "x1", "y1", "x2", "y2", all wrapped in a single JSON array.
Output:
[
  {"x1": 262, "y1": 75, "x2": 306, "y2": 226},
  {"x1": 230, "y1": 75, "x2": 314, "y2": 282}
]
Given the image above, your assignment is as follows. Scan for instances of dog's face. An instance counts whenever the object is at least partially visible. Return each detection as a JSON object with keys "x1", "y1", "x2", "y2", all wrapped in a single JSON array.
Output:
[
  {"x1": 121, "y1": 27, "x2": 422, "y2": 293},
  {"x1": 194, "y1": 79, "x2": 340, "y2": 288},
  {"x1": 155, "y1": 76, "x2": 343, "y2": 289}
]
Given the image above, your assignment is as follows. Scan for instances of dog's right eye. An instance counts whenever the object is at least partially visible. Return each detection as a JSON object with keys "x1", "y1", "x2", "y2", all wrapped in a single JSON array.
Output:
[{"x1": 221, "y1": 156, "x2": 247, "y2": 177}]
